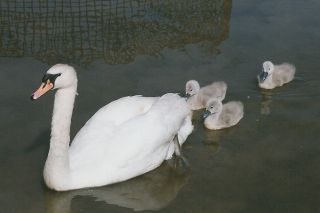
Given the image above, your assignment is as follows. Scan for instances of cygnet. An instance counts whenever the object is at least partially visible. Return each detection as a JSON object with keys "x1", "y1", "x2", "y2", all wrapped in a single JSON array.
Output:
[
  {"x1": 203, "y1": 98, "x2": 244, "y2": 130},
  {"x1": 185, "y1": 80, "x2": 227, "y2": 110},
  {"x1": 258, "y1": 61, "x2": 296, "y2": 89}
]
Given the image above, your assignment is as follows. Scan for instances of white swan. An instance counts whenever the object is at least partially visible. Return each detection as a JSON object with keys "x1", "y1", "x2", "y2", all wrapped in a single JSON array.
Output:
[
  {"x1": 258, "y1": 61, "x2": 296, "y2": 89},
  {"x1": 31, "y1": 64, "x2": 193, "y2": 191},
  {"x1": 203, "y1": 98, "x2": 244, "y2": 130},
  {"x1": 185, "y1": 80, "x2": 227, "y2": 110}
]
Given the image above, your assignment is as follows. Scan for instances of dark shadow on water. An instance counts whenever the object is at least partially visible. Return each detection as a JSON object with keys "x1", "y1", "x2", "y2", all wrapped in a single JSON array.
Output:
[{"x1": 44, "y1": 161, "x2": 190, "y2": 212}]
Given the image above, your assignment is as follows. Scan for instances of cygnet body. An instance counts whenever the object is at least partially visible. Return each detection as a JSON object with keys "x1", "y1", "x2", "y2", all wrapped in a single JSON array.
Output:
[
  {"x1": 203, "y1": 98, "x2": 244, "y2": 130},
  {"x1": 185, "y1": 80, "x2": 227, "y2": 110},
  {"x1": 258, "y1": 61, "x2": 296, "y2": 89}
]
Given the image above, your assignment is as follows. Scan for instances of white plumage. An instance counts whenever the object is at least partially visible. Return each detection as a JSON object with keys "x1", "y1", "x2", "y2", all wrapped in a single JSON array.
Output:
[{"x1": 31, "y1": 64, "x2": 193, "y2": 191}]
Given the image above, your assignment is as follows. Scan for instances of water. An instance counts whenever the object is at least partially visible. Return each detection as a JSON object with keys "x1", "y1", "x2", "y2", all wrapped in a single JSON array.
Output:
[{"x1": 1, "y1": 0, "x2": 320, "y2": 212}]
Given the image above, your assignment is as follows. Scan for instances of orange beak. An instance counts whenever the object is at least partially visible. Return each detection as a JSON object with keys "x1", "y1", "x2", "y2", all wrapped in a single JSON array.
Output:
[{"x1": 31, "y1": 80, "x2": 54, "y2": 100}]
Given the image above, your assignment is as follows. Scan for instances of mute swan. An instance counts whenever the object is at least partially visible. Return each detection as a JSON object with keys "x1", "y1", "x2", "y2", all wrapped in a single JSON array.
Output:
[
  {"x1": 258, "y1": 61, "x2": 296, "y2": 89},
  {"x1": 30, "y1": 64, "x2": 193, "y2": 191},
  {"x1": 185, "y1": 80, "x2": 227, "y2": 110},
  {"x1": 203, "y1": 98, "x2": 244, "y2": 130}
]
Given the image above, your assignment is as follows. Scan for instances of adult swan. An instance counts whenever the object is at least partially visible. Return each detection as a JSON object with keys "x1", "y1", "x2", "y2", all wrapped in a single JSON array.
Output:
[{"x1": 31, "y1": 64, "x2": 193, "y2": 191}]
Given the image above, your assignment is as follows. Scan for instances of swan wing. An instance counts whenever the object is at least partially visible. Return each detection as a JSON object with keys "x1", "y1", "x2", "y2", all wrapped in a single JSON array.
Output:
[
  {"x1": 69, "y1": 96, "x2": 159, "y2": 164},
  {"x1": 220, "y1": 101, "x2": 244, "y2": 126},
  {"x1": 68, "y1": 94, "x2": 191, "y2": 186}
]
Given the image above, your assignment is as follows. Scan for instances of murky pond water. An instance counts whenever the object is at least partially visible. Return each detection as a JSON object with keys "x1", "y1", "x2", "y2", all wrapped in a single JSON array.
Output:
[{"x1": 1, "y1": 0, "x2": 320, "y2": 212}]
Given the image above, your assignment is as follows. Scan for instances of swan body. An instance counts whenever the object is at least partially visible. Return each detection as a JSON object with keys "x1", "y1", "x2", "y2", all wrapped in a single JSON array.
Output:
[
  {"x1": 185, "y1": 80, "x2": 227, "y2": 110},
  {"x1": 258, "y1": 61, "x2": 296, "y2": 89},
  {"x1": 31, "y1": 64, "x2": 193, "y2": 191},
  {"x1": 203, "y1": 98, "x2": 244, "y2": 130}
]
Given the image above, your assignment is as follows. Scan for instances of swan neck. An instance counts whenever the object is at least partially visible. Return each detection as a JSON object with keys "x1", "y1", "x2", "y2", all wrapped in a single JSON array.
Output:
[
  {"x1": 51, "y1": 86, "x2": 77, "y2": 146},
  {"x1": 44, "y1": 84, "x2": 77, "y2": 190}
]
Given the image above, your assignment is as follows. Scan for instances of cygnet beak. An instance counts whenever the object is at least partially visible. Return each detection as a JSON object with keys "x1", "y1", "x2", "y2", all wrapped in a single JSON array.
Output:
[
  {"x1": 202, "y1": 110, "x2": 211, "y2": 119},
  {"x1": 259, "y1": 71, "x2": 268, "y2": 83},
  {"x1": 185, "y1": 93, "x2": 192, "y2": 99}
]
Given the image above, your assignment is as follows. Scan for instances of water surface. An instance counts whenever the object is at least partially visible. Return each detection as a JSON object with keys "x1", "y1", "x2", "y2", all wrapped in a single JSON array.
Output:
[{"x1": 1, "y1": 0, "x2": 320, "y2": 212}]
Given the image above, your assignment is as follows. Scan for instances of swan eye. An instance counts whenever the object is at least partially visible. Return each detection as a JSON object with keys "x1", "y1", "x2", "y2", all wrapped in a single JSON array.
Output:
[
  {"x1": 42, "y1": 80, "x2": 51, "y2": 88},
  {"x1": 42, "y1": 73, "x2": 62, "y2": 86}
]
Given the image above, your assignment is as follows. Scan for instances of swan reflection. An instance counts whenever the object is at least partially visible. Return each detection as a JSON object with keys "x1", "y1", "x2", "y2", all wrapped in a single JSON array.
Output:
[{"x1": 44, "y1": 161, "x2": 189, "y2": 212}]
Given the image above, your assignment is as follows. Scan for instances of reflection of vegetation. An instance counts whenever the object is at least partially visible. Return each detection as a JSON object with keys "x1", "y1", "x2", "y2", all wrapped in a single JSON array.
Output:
[{"x1": 0, "y1": 0, "x2": 232, "y2": 65}]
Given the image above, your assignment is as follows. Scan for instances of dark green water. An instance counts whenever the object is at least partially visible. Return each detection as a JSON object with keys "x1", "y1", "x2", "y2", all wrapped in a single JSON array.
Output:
[{"x1": 1, "y1": 0, "x2": 320, "y2": 212}]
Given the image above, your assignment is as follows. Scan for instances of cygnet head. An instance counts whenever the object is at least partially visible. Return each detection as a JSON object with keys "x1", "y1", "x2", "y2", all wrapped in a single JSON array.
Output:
[
  {"x1": 185, "y1": 80, "x2": 200, "y2": 98},
  {"x1": 202, "y1": 98, "x2": 223, "y2": 119},
  {"x1": 259, "y1": 61, "x2": 274, "y2": 83},
  {"x1": 31, "y1": 64, "x2": 77, "y2": 100},
  {"x1": 263, "y1": 61, "x2": 274, "y2": 74}
]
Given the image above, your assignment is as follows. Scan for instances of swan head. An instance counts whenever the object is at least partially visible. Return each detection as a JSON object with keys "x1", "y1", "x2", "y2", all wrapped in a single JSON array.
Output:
[
  {"x1": 31, "y1": 64, "x2": 77, "y2": 100},
  {"x1": 202, "y1": 98, "x2": 223, "y2": 119},
  {"x1": 185, "y1": 80, "x2": 200, "y2": 98},
  {"x1": 259, "y1": 61, "x2": 274, "y2": 83}
]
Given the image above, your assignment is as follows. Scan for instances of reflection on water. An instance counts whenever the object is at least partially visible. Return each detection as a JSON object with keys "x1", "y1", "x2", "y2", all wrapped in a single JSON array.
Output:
[
  {"x1": 0, "y1": 0, "x2": 231, "y2": 65},
  {"x1": 191, "y1": 110, "x2": 238, "y2": 155},
  {"x1": 260, "y1": 90, "x2": 273, "y2": 115},
  {"x1": 201, "y1": 123, "x2": 239, "y2": 155},
  {"x1": 202, "y1": 138, "x2": 221, "y2": 154},
  {"x1": 44, "y1": 161, "x2": 189, "y2": 212}
]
